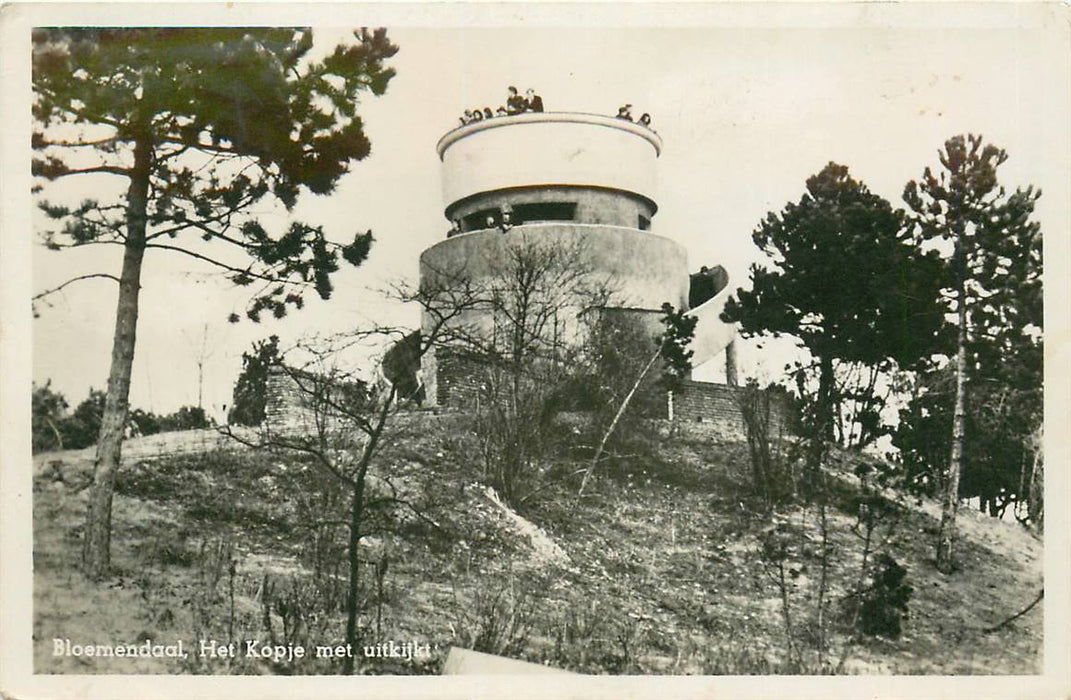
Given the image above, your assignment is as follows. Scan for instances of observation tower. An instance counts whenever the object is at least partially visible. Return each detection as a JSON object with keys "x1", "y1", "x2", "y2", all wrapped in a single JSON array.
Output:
[{"x1": 419, "y1": 111, "x2": 735, "y2": 405}]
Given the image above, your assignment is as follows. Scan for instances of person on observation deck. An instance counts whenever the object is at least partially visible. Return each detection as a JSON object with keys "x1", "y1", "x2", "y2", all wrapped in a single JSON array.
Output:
[
  {"x1": 616, "y1": 104, "x2": 634, "y2": 121},
  {"x1": 506, "y1": 86, "x2": 526, "y2": 114},
  {"x1": 526, "y1": 88, "x2": 544, "y2": 113}
]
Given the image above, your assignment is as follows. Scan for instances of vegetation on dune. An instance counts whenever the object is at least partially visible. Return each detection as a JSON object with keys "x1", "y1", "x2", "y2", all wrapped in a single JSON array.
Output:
[
  {"x1": 32, "y1": 381, "x2": 212, "y2": 453},
  {"x1": 227, "y1": 335, "x2": 283, "y2": 427},
  {"x1": 32, "y1": 415, "x2": 1041, "y2": 676}
]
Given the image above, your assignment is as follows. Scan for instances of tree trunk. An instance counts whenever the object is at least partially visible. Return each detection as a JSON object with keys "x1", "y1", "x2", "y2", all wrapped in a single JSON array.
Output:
[
  {"x1": 342, "y1": 475, "x2": 366, "y2": 675},
  {"x1": 725, "y1": 339, "x2": 738, "y2": 386},
  {"x1": 342, "y1": 386, "x2": 395, "y2": 675},
  {"x1": 937, "y1": 241, "x2": 968, "y2": 574},
  {"x1": 81, "y1": 135, "x2": 151, "y2": 580},
  {"x1": 817, "y1": 354, "x2": 835, "y2": 445},
  {"x1": 806, "y1": 353, "x2": 835, "y2": 491},
  {"x1": 1027, "y1": 428, "x2": 1044, "y2": 531},
  {"x1": 46, "y1": 416, "x2": 64, "y2": 451}
]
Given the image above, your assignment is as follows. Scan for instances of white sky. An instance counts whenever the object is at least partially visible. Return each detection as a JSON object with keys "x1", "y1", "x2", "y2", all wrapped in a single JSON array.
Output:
[{"x1": 28, "y1": 14, "x2": 1071, "y2": 420}]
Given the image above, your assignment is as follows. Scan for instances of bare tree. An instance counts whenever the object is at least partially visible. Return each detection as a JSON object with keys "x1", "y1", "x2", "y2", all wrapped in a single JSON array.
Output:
[
  {"x1": 434, "y1": 234, "x2": 615, "y2": 505},
  {"x1": 578, "y1": 303, "x2": 695, "y2": 496},
  {"x1": 183, "y1": 323, "x2": 224, "y2": 414},
  {"x1": 222, "y1": 276, "x2": 483, "y2": 674}
]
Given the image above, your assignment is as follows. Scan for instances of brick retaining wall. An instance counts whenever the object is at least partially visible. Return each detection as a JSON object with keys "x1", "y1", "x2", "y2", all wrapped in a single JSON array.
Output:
[
  {"x1": 671, "y1": 380, "x2": 794, "y2": 441},
  {"x1": 265, "y1": 363, "x2": 796, "y2": 441}
]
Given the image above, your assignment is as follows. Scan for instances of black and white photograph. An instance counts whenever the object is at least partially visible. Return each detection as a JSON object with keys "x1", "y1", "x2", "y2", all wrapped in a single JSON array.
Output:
[{"x1": 1, "y1": 3, "x2": 1069, "y2": 699}]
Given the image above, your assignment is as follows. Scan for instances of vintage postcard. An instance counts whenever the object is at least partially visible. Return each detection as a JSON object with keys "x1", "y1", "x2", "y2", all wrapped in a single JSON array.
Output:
[{"x1": 1, "y1": 2, "x2": 1069, "y2": 699}]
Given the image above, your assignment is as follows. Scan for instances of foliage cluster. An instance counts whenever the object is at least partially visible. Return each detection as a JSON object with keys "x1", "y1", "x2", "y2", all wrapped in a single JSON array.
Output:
[
  {"x1": 723, "y1": 162, "x2": 945, "y2": 456},
  {"x1": 894, "y1": 138, "x2": 1043, "y2": 519},
  {"x1": 32, "y1": 381, "x2": 210, "y2": 453},
  {"x1": 857, "y1": 554, "x2": 913, "y2": 638},
  {"x1": 722, "y1": 137, "x2": 1043, "y2": 545}
]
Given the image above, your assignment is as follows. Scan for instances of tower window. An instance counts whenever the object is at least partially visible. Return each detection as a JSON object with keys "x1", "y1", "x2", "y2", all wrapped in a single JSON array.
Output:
[
  {"x1": 638, "y1": 215, "x2": 651, "y2": 231},
  {"x1": 513, "y1": 202, "x2": 577, "y2": 224}
]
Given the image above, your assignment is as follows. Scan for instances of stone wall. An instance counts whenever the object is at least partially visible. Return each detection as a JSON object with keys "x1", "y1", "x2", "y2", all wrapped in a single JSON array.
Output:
[
  {"x1": 436, "y1": 352, "x2": 484, "y2": 409},
  {"x1": 263, "y1": 366, "x2": 372, "y2": 437},
  {"x1": 434, "y1": 355, "x2": 794, "y2": 440},
  {"x1": 266, "y1": 362, "x2": 795, "y2": 442},
  {"x1": 263, "y1": 367, "x2": 323, "y2": 436},
  {"x1": 672, "y1": 380, "x2": 795, "y2": 441}
]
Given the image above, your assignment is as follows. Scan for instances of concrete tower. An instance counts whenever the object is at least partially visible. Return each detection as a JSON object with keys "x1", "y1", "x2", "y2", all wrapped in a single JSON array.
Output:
[{"x1": 419, "y1": 111, "x2": 734, "y2": 405}]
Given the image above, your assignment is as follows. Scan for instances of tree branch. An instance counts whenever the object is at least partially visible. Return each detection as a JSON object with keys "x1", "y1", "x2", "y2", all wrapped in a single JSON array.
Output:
[
  {"x1": 578, "y1": 338, "x2": 666, "y2": 496},
  {"x1": 40, "y1": 237, "x2": 127, "y2": 250},
  {"x1": 32, "y1": 273, "x2": 120, "y2": 302},
  {"x1": 148, "y1": 208, "x2": 258, "y2": 249},
  {"x1": 46, "y1": 165, "x2": 131, "y2": 178},
  {"x1": 218, "y1": 425, "x2": 355, "y2": 487},
  {"x1": 369, "y1": 475, "x2": 444, "y2": 531},
  {"x1": 35, "y1": 134, "x2": 120, "y2": 149},
  {"x1": 982, "y1": 589, "x2": 1043, "y2": 634},
  {"x1": 144, "y1": 242, "x2": 302, "y2": 288}
]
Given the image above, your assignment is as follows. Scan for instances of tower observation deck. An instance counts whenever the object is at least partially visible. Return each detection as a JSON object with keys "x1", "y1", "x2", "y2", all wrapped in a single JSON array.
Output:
[{"x1": 419, "y1": 111, "x2": 732, "y2": 405}]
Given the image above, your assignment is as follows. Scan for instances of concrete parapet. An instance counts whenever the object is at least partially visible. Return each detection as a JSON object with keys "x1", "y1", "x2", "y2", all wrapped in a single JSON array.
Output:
[{"x1": 437, "y1": 112, "x2": 661, "y2": 210}]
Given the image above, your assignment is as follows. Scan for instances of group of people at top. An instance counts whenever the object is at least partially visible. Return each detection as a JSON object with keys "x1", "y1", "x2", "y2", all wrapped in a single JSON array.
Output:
[
  {"x1": 616, "y1": 104, "x2": 652, "y2": 128},
  {"x1": 459, "y1": 86, "x2": 545, "y2": 125},
  {"x1": 456, "y1": 88, "x2": 654, "y2": 131}
]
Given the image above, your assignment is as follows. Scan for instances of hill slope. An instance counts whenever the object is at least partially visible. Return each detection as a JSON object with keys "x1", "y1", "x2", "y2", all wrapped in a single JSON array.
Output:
[{"x1": 32, "y1": 416, "x2": 1042, "y2": 675}]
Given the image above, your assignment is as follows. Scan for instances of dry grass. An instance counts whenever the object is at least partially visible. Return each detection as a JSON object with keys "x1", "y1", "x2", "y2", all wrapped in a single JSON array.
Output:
[{"x1": 32, "y1": 420, "x2": 1042, "y2": 675}]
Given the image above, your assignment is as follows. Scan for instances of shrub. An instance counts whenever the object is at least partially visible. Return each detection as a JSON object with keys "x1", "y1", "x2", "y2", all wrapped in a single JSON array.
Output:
[
  {"x1": 158, "y1": 405, "x2": 211, "y2": 431},
  {"x1": 32, "y1": 381, "x2": 69, "y2": 452},
  {"x1": 451, "y1": 570, "x2": 543, "y2": 659},
  {"x1": 472, "y1": 367, "x2": 560, "y2": 506},
  {"x1": 737, "y1": 379, "x2": 797, "y2": 508},
  {"x1": 858, "y1": 554, "x2": 912, "y2": 638}
]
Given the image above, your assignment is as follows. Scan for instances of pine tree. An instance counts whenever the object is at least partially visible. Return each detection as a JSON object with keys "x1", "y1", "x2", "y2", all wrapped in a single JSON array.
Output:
[
  {"x1": 902, "y1": 134, "x2": 1042, "y2": 572},
  {"x1": 32, "y1": 28, "x2": 398, "y2": 579},
  {"x1": 722, "y1": 163, "x2": 943, "y2": 477}
]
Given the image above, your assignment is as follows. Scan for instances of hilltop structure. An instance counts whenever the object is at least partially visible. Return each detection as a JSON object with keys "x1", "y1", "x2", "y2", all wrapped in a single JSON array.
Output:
[
  {"x1": 264, "y1": 108, "x2": 789, "y2": 439},
  {"x1": 420, "y1": 110, "x2": 738, "y2": 406}
]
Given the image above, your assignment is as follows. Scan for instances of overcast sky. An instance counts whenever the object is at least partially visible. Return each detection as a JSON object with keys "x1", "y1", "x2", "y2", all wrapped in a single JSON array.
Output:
[{"x1": 28, "y1": 9, "x2": 1070, "y2": 420}]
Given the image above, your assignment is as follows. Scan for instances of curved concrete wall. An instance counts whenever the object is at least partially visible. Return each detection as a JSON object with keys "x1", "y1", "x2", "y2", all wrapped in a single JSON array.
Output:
[
  {"x1": 686, "y1": 286, "x2": 738, "y2": 367},
  {"x1": 438, "y1": 113, "x2": 661, "y2": 211},
  {"x1": 421, "y1": 224, "x2": 688, "y2": 312},
  {"x1": 419, "y1": 224, "x2": 687, "y2": 405}
]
